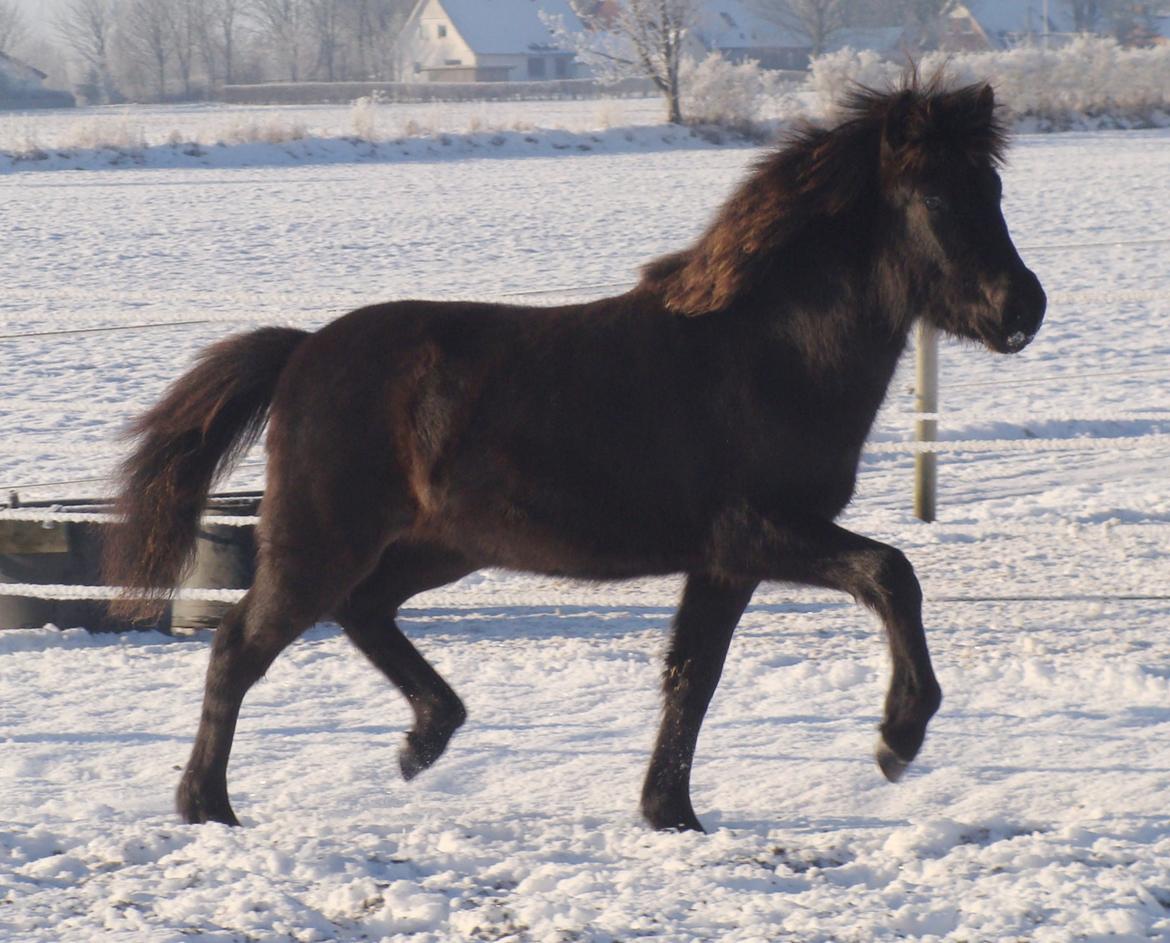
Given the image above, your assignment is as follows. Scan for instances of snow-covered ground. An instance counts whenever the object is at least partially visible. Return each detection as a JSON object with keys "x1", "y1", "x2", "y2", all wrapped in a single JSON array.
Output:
[{"x1": 1, "y1": 117, "x2": 1169, "y2": 941}]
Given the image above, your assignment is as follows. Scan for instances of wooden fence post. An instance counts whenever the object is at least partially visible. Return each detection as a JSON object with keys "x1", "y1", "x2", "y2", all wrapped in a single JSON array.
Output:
[{"x1": 914, "y1": 321, "x2": 939, "y2": 522}]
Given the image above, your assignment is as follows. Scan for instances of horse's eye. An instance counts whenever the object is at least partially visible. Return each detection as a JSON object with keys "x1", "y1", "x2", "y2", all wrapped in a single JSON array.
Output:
[{"x1": 922, "y1": 195, "x2": 947, "y2": 212}]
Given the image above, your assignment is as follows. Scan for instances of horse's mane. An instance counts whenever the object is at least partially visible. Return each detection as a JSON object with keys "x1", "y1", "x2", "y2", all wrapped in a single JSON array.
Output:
[{"x1": 639, "y1": 76, "x2": 1009, "y2": 317}]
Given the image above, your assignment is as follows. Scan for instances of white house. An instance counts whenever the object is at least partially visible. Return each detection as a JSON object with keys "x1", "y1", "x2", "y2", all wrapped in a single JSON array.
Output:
[{"x1": 400, "y1": 0, "x2": 587, "y2": 82}]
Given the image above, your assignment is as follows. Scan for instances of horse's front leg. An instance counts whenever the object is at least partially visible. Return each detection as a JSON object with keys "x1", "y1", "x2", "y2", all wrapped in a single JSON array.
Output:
[
  {"x1": 713, "y1": 513, "x2": 942, "y2": 784},
  {"x1": 641, "y1": 574, "x2": 757, "y2": 832}
]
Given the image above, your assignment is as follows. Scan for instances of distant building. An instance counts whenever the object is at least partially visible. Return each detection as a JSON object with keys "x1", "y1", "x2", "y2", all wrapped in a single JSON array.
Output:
[
  {"x1": 401, "y1": 0, "x2": 587, "y2": 82},
  {"x1": 924, "y1": 1, "x2": 1077, "y2": 51},
  {"x1": 825, "y1": 26, "x2": 906, "y2": 56},
  {"x1": 693, "y1": 0, "x2": 811, "y2": 70},
  {"x1": 0, "y1": 52, "x2": 74, "y2": 109}
]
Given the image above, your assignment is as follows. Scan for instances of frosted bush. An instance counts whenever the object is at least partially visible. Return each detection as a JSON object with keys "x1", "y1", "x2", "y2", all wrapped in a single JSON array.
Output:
[
  {"x1": 401, "y1": 117, "x2": 431, "y2": 137},
  {"x1": 806, "y1": 38, "x2": 1170, "y2": 128},
  {"x1": 807, "y1": 48, "x2": 902, "y2": 113},
  {"x1": 680, "y1": 53, "x2": 788, "y2": 131},
  {"x1": 350, "y1": 95, "x2": 382, "y2": 141},
  {"x1": 216, "y1": 118, "x2": 309, "y2": 146},
  {"x1": 61, "y1": 115, "x2": 147, "y2": 151},
  {"x1": 593, "y1": 100, "x2": 618, "y2": 129}
]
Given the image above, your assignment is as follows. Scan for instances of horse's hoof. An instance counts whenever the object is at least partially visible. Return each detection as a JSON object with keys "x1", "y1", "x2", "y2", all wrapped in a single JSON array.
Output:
[
  {"x1": 399, "y1": 707, "x2": 465, "y2": 781},
  {"x1": 640, "y1": 796, "x2": 706, "y2": 833},
  {"x1": 177, "y1": 776, "x2": 241, "y2": 826},
  {"x1": 398, "y1": 730, "x2": 448, "y2": 781},
  {"x1": 875, "y1": 738, "x2": 911, "y2": 783}
]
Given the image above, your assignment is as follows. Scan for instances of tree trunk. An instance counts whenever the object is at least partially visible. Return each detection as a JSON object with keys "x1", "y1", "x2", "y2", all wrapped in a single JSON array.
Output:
[{"x1": 667, "y1": 82, "x2": 682, "y2": 124}]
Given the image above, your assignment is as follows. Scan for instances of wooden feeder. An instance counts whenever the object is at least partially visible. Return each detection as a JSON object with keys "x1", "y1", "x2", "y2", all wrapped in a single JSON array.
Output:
[{"x1": 0, "y1": 492, "x2": 260, "y2": 633}]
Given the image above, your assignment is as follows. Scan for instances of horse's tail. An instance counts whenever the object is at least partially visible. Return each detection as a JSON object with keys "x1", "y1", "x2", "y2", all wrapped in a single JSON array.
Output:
[{"x1": 104, "y1": 326, "x2": 310, "y2": 620}]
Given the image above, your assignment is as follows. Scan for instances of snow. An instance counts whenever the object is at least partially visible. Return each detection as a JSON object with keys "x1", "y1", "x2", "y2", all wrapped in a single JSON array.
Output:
[{"x1": 1, "y1": 111, "x2": 1169, "y2": 941}]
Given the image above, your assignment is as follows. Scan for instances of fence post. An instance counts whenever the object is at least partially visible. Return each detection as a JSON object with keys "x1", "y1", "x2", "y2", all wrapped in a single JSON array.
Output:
[{"x1": 914, "y1": 320, "x2": 939, "y2": 522}]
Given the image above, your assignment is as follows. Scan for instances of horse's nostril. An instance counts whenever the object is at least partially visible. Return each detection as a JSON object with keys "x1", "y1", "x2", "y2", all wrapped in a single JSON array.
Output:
[{"x1": 1005, "y1": 331, "x2": 1029, "y2": 352}]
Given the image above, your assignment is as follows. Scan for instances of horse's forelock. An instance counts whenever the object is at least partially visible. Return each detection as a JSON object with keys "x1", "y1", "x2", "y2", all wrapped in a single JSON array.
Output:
[{"x1": 862, "y1": 78, "x2": 1009, "y2": 176}]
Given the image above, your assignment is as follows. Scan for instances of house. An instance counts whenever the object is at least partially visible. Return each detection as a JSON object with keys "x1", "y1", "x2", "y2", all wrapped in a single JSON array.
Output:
[
  {"x1": 693, "y1": 0, "x2": 811, "y2": 70},
  {"x1": 400, "y1": 0, "x2": 587, "y2": 82},
  {"x1": 0, "y1": 52, "x2": 74, "y2": 109},
  {"x1": 825, "y1": 26, "x2": 907, "y2": 57},
  {"x1": 927, "y1": 1, "x2": 1077, "y2": 51}
]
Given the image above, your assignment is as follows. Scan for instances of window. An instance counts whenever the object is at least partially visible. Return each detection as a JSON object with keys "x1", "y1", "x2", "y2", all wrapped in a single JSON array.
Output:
[
  {"x1": 527, "y1": 57, "x2": 546, "y2": 79},
  {"x1": 554, "y1": 57, "x2": 569, "y2": 78},
  {"x1": 437, "y1": 23, "x2": 447, "y2": 37}
]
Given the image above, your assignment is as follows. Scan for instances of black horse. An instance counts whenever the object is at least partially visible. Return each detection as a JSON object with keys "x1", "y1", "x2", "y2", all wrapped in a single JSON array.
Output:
[{"x1": 105, "y1": 79, "x2": 1046, "y2": 832}]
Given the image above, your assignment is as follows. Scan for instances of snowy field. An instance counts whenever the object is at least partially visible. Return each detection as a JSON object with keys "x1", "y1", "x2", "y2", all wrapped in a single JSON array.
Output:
[
  {"x1": 0, "y1": 98, "x2": 671, "y2": 151},
  {"x1": 1, "y1": 117, "x2": 1169, "y2": 941}
]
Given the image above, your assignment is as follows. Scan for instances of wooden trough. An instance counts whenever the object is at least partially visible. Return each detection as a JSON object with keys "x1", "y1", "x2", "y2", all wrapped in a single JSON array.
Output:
[{"x1": 0, "y1": 492, "x2": 260, "y2": 633}]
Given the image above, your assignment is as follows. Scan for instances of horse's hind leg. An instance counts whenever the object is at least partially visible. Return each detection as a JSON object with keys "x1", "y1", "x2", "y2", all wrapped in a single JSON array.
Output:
[
  {"x1": 641, "y1": 574, "x2": 757, "y2": 832},
  {"x1": 177, "y1": 571, "x2": 321, "y2": 826},
  {"x1": 333, "y1": 542, "x2": 475, "y2": 781},
  {"x1": 178, "y1": 510, "x2": 398, "y2": 825}
]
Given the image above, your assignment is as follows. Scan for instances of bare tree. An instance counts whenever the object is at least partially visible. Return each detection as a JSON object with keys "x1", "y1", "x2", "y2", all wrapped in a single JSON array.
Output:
[
  {"x1": 752, "y1": 0, "x2": 854, "y2": 57},
  {"x1": 307, "y1": 0, "x2": 346, "y2": 79},
  {"x1": 119, "y1": 0, "x2": 173, "y2": 98},
  {"x1": 55, "y1": 0, "x2": 119, "y2": 102},
  {"x1": 1062, "y1": 0, "x2": 1109, "y2": 32},
  {"x1": 554, "y1": 0, "x2": 701, "y2": 124},
  {"x1": 198, "y1": 0, "x2": 242, "y2": 86},
  {"x1": 166, "y1": 0, "x2": 202, "y2": 96},
  {"x1": 1109, "y1": 1, "x2": 1159, "y2": 46},
  {"x1": 350, "y1": 0, "x2": 408, "y2": 79},
  {"x1": 0, "y1": 0, "x2": 29, "y2": 54},
  {"x1": 883, "y1": 0, "x2": 948, "y2": 51},
  {"x1": 250, "y1": 0, "x2": 310, "y2": 81},
  {"x1": 897, "y1": 0, "x2": 947, "y2": 27}
]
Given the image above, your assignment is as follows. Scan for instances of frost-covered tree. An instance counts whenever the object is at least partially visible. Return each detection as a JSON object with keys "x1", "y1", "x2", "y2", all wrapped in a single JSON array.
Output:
[
  {"x1": 250, "y1": 0, "x2": 311, "y2": 81},
  {"x1": 55, "y1": 0, "x2": 120, "y2": 102},
  {"x1": 349, "y1": 0, "x2": 409, "y2": 80},
  {"x1": 552, "y1": 0, "x2": 701, "y2": 124},
  {"x1": 307, "y1": 0, "x2": 346, "y2": 79},
  {"x1": 197, "y1": 0, "x2": 243, "y2": 86},
  {"x1": 119, "y1": 0, "x2": 174, "y2": 98},
  {"x1": 0, "y1": 0, "x2": 28, "y2": 54},
  {"x1": 166, "y1": 0, "x2": 202, "y2": 96}
]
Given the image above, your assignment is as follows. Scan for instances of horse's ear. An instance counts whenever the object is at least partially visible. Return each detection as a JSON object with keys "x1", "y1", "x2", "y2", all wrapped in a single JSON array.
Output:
[
  {"x1": 975, "y1": 83, "x2": 996, "y2": 122},
  {"x1": 880, "y1": 89, "x2": 918, "y2": 164}
]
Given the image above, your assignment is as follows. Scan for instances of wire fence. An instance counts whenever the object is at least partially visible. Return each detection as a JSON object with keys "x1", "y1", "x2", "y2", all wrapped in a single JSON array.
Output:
[{"x1": 1, "y1": 234, "x2": 1167, "y2": 608}]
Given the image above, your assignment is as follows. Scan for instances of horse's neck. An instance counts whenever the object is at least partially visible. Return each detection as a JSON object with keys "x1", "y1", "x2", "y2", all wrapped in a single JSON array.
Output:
[
  {"x1": 743, "y1": 284, "x2": 913, "y2": 451},
  {"x1": 761, "y1": 266, "x2": 913, "y2": 380}
]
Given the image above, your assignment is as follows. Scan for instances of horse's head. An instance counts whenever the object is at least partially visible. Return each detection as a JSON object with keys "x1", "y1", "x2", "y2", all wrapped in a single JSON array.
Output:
[{"x1": 879, "y1": 82, "x2": 1046, "y2": 353}]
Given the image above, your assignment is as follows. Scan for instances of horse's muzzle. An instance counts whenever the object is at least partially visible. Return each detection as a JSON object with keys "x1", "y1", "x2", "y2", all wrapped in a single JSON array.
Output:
[
  {"x1": 992, "y1": 269, "x2": 1047, "y2": 354},
  {"x1": 1003, "y1": 329, "x2": 1036, "y2": 353}
]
